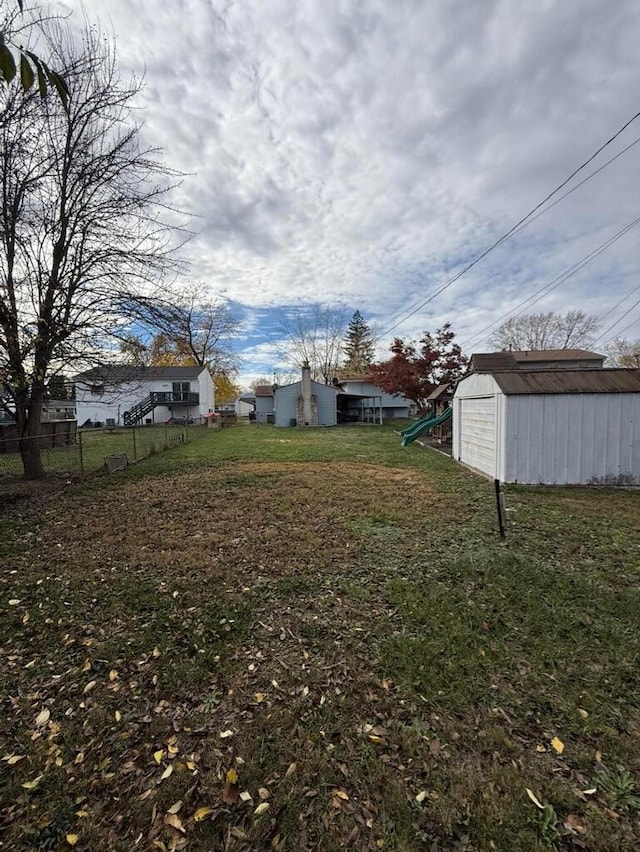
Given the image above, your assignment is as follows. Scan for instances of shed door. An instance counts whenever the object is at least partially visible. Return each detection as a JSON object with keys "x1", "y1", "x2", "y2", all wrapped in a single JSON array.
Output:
[{"x1": 460, "y1": 396, "x2": 497, "y2": 477}]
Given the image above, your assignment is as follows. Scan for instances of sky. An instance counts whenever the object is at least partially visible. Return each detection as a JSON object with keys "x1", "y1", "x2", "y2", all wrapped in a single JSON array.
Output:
[{"x1": 55, "y1": 0, "x2": 640, "y2": 388}]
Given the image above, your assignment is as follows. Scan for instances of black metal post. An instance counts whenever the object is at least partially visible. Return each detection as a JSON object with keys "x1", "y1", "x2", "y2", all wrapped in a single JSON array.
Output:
[{"x1": 494, "y1": 478, "x2": 506, "y2": 539}]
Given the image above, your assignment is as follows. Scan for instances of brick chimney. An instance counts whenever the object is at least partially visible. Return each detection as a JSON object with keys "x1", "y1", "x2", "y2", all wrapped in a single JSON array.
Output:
[{"x1": 301, "y1": 361, "x2": 312, "y2": 426}]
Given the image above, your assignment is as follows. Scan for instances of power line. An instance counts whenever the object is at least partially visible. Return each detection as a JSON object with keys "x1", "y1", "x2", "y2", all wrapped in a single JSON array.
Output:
[
  {"x1": 597, "y1": 283, "x2": 640, "y2": 325},
  {"x1": 380, "y1": 108, "x2": 640, "y2": 337},
  {"x1": 459, "y1": 216, "x2": 640, "y2": 351},
  {"x1": 593, "y1": 294, "x2": 640, "y2": 344}
]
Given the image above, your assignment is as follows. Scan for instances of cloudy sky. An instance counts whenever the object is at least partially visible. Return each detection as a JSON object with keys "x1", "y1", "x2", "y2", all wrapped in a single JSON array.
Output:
[{"x1": 57, "y1": 0, "x2": 639, "y2": 386}]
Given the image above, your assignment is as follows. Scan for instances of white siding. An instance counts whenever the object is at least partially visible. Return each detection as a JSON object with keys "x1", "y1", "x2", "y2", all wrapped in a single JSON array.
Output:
[
  {"x1": 505, "y1": 393, "x2": 640, "y2": 485},
  {"x1": 459, "y1": 396, "x2": 497, "y2": 478},
  {"x1": 197, "y1": 370, "x2": 215, "y2": 414},
  {"x1": 453, "y1": 374, "x2": 500, "y2": 478}
]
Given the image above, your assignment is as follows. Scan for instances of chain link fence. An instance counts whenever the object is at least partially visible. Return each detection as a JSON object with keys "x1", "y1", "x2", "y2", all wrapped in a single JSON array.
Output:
[{"x1": 0, "y1": 422, "x2": 209, "y2": 480}]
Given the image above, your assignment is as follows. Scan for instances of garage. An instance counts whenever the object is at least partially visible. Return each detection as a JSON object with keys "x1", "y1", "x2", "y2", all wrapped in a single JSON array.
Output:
[{"x1": 453, "y1": 368, "x2": 640, "y2": 485}]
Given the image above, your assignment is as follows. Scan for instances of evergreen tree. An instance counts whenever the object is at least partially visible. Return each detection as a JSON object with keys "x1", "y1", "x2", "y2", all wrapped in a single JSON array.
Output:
[{"x1": 341, "y1": 311, "x2": 376, "y2": 375}]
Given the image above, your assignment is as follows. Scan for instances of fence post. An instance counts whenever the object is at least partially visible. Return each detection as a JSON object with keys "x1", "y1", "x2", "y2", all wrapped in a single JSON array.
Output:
[
  {"x1": 78, "y1": 430, "x2": 84, "y2": 480},
  {"x1": 132, "y1": 423, "x2": 137, "y2": 461}
]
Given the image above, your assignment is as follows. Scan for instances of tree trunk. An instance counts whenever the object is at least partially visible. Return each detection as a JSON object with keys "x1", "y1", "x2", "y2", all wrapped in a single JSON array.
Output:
[{"x1": 18, "y1": 392, "x2": 46, "y2": 480}]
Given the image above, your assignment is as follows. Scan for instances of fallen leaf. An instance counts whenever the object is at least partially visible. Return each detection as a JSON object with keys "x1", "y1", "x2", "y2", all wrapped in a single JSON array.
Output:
[
  {"x1": 167, "y1": 801, "x2": 182, "y2": 814},
  {"x1": 193, "y1": 806, "x2": 214, "y2": 822},
  {"x1": 415, "y1": 791, "x2": 427, "y2": 803},
  {"x1": 83, "y1": 680, "x2": 97, "y2": 695},
  {"x1": 564, "y1": 814, "x2": 587, "y2": 834},
  {"x1": 35, "y1": 708, "x2": 50, "y2": 727},
  {"x1": 578, "y1": 708, "x2": 588, "y2": 719},
  {"x1": 582, "y1": 787, "x2": 597, "y2": 795},
  {"x1": 332, "y1": 790, "x2": 349, "y2": 801},
  {"x1": 254, "y1": 802, "x2": 270, "y2": 817},
  {"x1": 595, "y1": 750, "x2": 602, "y2": 762},
  {"x1": 22, "y1": 776, "x2": 43, "y2": 790},
  {"x1": 284, "y1": 762, "x2": 297, "y2": 779},
  {"x1": 240, "y1": 791, "x2": 252, "y2": 802},
  {"x1": 163, "y1": 813, "x2": 185, "y2": 833},
  {"x1": 160, "y1": 764, "x2": 173, "y2": 780},
  {"x1": 254, "y1": 693, "x2": 266, "y2": 703},
  {"x1": 115, "y1": 710, "x2": 122, "y2": 722},
  {"x1": 153, "y1": 647, "x2": 161, "y2": 657},
  {"x1": 66, "y1": 835, "x2": 79, "y2": 846},
  {"x1": 525, "y1": 788, "x2": 544, "y2": 810},
  {"x1": 219, "y1": 730, "x2": 234, "y2": 739},
  {"x1": 154, "y1": 750, "x2": 164, "y2": 764},
  {"x1": 109, "y1": 669, "x2": 118, "y2": 681},
  {"x1": 226, "y1": 768, "x2": 238, "y2": 784},
  {"x1": 551, "y1": 736, "x2": 564, "y2": 754},
  {"x1": 8, "y1": 599, "x2": 21, "y2": 605},
  {"x1": 3, "y1": 754, "x2": 26, "y2": 765}
]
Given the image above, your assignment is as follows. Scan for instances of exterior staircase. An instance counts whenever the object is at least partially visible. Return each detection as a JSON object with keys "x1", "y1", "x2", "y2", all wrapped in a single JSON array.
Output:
[{"x1": 123, "y1": 391, "x2": 199, "y2": 426}]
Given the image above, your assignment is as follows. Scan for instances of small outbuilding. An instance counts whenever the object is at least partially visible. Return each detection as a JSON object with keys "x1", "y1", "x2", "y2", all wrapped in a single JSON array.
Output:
[{"x1": 452, "y1": 368, "x2": 640, "y2": 485}]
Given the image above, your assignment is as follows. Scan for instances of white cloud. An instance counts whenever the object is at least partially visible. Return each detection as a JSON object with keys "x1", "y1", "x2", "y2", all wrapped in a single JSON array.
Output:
[{"x1": 56, "y1": 0, "x2": 640, "y2": 371}]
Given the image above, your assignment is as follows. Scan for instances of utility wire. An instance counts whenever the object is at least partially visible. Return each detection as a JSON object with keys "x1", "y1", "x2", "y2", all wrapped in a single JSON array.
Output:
[
  {"x1": 596, "y1": 283, "x2": 640, "y2": 325},
  {"x1": 459, "y1": 216, "x2": 640, "y2": 351},
  {"x1": 593, "y1": 294, "x2": 640, "y2": 344},
  {"x1": 380, "y1": 109, "x2": 640, "y2": 337}
]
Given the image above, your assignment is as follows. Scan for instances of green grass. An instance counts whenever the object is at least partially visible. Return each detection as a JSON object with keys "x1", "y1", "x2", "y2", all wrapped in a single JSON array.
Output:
[{"x1": 0, "y1": 424, "x2": 638, "y2": 850}]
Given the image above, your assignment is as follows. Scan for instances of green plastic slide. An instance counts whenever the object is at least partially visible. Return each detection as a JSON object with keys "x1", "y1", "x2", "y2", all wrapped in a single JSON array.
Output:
[
  {"x1": 401, "y1": 406, "x2": 452, "y2": 447},
  {"x1": 399, "y1": 411, "x2": 437, "y2": 436}
]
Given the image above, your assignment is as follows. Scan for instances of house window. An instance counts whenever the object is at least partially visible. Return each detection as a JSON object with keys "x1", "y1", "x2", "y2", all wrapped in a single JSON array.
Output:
[
  {"x1": 90, "y1": 384, "x2": 104, "y2": 395},
  {"x1": 172, "y1": 381, "x2": 190, "y2": 400}
]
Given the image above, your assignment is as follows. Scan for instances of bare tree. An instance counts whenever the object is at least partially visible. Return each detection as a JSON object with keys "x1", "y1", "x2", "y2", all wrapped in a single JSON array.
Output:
[
  {"x1": 0, "y1": 22, "x2": 184, "y2": 478},
  {"x1": 122, "y1": 284, "x2": 239, "y2": 375},
  {"x1": 489, "y1": 310, "x2": 601, "y2": 351},
  {"x1": 603, "y1": 337, "x2": 640, "y2": 368},
  {"x1": 278, "y1": 305, "x2": 349, "y2": 384}
]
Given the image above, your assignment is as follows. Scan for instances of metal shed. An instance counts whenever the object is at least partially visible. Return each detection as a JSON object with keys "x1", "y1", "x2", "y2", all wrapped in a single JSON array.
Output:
[{"x1": 452, "y1": 369, "x2": 640, "y2": 485}]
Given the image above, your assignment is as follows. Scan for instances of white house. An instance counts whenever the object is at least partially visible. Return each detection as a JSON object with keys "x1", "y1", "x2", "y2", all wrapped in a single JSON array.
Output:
[
  {"x1": 452, "y1": 368, "x2": 640, "y2": 485},
  {"x1": 74, "y1": 365, "x2": 215, "y2": 427}
]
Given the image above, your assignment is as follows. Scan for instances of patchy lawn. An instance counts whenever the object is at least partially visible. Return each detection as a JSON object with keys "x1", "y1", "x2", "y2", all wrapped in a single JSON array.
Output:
[{"x1": 0, "y1": 425, "x2": 639, "y2": 850}]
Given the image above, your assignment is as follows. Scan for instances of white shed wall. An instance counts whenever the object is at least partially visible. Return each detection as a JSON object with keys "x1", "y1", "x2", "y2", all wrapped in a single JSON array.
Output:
[
  {"x1": 504, "y1": 393, "x2": 640, "y2": 485},
  {"x1": 453, "y1": 374, "x2": 503, "y2": 478}
]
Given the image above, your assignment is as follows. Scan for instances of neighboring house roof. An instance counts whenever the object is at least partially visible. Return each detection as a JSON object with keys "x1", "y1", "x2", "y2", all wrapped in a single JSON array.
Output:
[
  {"x1": 75, "y1": 365, "x2": 206, "y2": 382},
  {"x1": 426, "y1": 383, "x2": 453, "y2": 401},
  {"x1": 490, "y1": 369, "x2": 640, "y2": 395},
  {"x1": 337, "y1": 375, "x2": 375, "y2": 383},
  {"x1": 254, "y1": 385, "x2": 274, "y2": 397},
  {"x1": 237, "y1": 392, "x2": 256, "y2": 402},
  {"x1": 510, "y1": 349, "x2": 605, "y2": 363}
]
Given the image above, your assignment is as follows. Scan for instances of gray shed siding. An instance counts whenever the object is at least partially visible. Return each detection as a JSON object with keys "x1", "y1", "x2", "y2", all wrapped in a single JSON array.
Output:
[
  {"x1": 274, "y1": 381, "x2": 337, "y2": 427},
  {"x1": 504, "y1": 393, "x2": 640, "y2": 485}
]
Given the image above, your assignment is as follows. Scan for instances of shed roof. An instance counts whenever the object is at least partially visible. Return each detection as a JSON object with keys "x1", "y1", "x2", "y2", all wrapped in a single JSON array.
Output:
[
  {"x1": 492, "y1": 369, "x2": 640, "y2": 395},
  {"x1": 469, "y1": 353, "x2": 519, "y2": 371},
  {"x1": 75, "y1": 365, "x2": 206, "y2": 382},
  {"x1": 426, "y1": 383, "x2": 453, "y2": 401}
]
